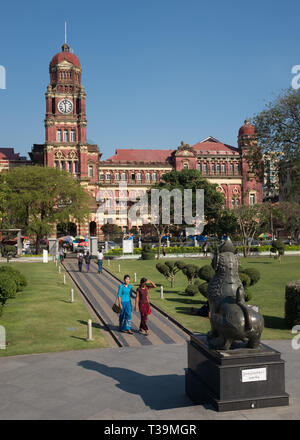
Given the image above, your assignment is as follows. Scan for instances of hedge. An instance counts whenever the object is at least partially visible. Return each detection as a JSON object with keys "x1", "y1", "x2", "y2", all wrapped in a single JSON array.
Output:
[
  {"x1": 185, "y1": 284, "x2": 199, "y2": 296},
  {"x1": 285, "y1": 280, "x2": 300, "y2": 329}
]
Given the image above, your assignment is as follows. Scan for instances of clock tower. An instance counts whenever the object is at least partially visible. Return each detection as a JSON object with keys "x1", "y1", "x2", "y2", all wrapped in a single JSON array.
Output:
[{"x1": 30, "y1": 42, "x2": 100, "y2": 184}]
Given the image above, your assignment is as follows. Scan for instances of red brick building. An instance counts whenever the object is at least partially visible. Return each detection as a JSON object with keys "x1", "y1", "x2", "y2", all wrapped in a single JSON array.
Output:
[{"x1": 27, "y1": 42, "x2": 262, "y2": 237}]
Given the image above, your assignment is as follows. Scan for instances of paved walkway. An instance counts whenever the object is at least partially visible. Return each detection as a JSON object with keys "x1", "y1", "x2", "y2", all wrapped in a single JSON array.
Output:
[
  {"x1": 0, "y1": 340, "x2": 299, "y2": 420},
  {"x1": 64, "y1": 260, "x2": 189, "y2": 348}
]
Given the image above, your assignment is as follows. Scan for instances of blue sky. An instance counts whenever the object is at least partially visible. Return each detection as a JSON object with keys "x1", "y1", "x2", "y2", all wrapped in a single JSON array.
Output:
[{"x1": 0, "y1": 0, "x2": 299, "y2": 159}]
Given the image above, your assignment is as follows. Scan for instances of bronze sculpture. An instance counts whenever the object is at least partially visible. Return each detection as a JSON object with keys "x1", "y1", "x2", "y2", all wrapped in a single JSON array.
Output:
[{"x1": 207, "y1": 237, "x2": 264, "y2": 350}]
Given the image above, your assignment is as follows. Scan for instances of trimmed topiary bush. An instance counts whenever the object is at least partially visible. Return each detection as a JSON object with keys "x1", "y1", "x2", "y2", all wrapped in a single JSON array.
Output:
[
  {"x1": 185, "y1": 284, "x2": 199, "y2": 296},
  {"x1": 285, "y1": 280, "x2": 300, "y2": 329},
  {"x1": 0, "y1": 266, "x2": 27, "y2": 292},
  {"x1": 198, "y1": 265, "x2": 215, "y2": 282},
  {"x1": 242, "y1": 268, "x2": 260, "y2": 286},
  {"x1": 198, "y1": 282, "x2": 208, "y2": 298},
  {"x1": 0, "y1": 273, "x2": 17, "y2": 305},
  {"x1": 182, "y1": 264, "x2": 199, "y2": 285},
  {"x1": 239, "y1": 272, "x2": 251, "y2": 288},
  {"x1": 141, "y1": 244, "x2": 155, "y2": 260}
]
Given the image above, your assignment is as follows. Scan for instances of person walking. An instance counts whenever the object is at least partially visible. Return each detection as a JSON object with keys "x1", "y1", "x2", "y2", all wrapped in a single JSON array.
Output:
[
  {"x1": 97, "y1": 249, "x2": 104, "y2": 274},
  {"x1": 203, "y1": 243, "x2": 208, "y2": 257},
  {"x1": 85, "y1": 251, "x2": 91, "y2": 272},
  {"x1": 162, "y1": 245, "x2": 166, "y2": 257},
  {"x1": 118, "y1": 274, "x2": 134, "y2": 334},
  {"x1": 59, "y1": 247, "x2": 64, "y2": 263},
  {"x1": 78, "y1": 251, "x2": 84, "y2": 272},
  {"x1": 135, "y1": 277, "x2": 156, "y2": 335}
]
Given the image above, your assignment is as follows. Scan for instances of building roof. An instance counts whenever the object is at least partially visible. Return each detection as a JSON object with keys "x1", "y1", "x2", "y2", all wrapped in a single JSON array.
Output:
[
  {"x1": 0, "y1": 148, "x2": 20, "y2": 160},
  {"x1": 103, "y1": 149, "x2": 174, "y2": 164},
  {"x1": 192, "y1": 139, "x2": 239, "y2": 156},
  {"x1": 50, "y1": 44, "x2": 81, "y2": 68}
]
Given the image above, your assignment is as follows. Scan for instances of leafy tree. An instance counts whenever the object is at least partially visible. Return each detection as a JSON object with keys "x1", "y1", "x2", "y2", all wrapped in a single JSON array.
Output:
[
  {"x1": 270, "y1": 239, "x2": 285, "y2": 263},
  {"x1": 181, "y1": 264, "x2": 199, "y2": 285},
  {"x1": 252, "y1": 88, "x2": 300, "y2": 198},
  {"x1": 156, "y1": 261, "x2": 183, "y2": 287},
  {"x1": 2, "y1": 166, "x2": 92, "y2": 253},
  {"x1": 2, "y1": 245, "x2": 16, "y2": 263},
  {"x1": 148, "y1": 169, "x2": 224, "y2": 258},
  {"x1": 101, "y1": 223, "x2": 122, "y2": 241},
  {"x1": 234, "y1": 205, "x2": 267, "y2": 257}
]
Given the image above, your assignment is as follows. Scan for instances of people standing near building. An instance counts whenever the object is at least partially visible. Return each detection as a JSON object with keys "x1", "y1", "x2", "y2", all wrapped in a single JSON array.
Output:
[
  {"x1": 78, "y1": 251, "x2": 84, "y2": 272},
  {"x1": 85, "y1": 251, "x2": 91, "y2": 272},
  {"x1": 203, "y1": 242, "x2": 208, "y2": 257},
  {"x1": 135, "y1": 277, "x2": 156, "y2": 336},
  {"x1": 118, "y1": 275, "x2": 134, "y2": 334},
  {"x1": 97, "y1": 249, "x2": 104, "y2": 274},
  {"x1": 162, "y1": 245, "x2": 166, "y2": 257},
  {"x1": 59, "y1": 247, "x2": 64, "y2": 263}
]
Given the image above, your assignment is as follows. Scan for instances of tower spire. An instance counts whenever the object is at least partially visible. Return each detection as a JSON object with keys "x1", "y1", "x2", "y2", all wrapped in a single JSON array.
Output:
[{"x1": 61, "y1": 21, "x2": 70, "y2": 52}]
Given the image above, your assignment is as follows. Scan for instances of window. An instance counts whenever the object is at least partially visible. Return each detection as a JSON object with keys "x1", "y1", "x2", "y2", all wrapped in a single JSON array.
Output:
[
  {"x1": 106, "y1": 173, "x2": 111, "y2": 181},
  {"x1": 106, "y1": 199, "x2": 112, "y2": 208},
  {"x1": 137, "y1": 173, "x2": 142, "y2": 181},
  {"x1": 203, "y1": 163, "x2": 207, "y2": 173},
  {"x1": 63, "y1": 130, "x2": 68, "y2": 142},
  {"x1": 115, "y1": 173, "x2": 120, "y2": 181},
  {"x1": 70, "y1": 130, "x2": 76, "y2": 142},
  {"x1": 217, "y1": 164, "x2": 221, "y2": 173},
  {"x1": 146, "y1": 173, "x2": 150, "y2": 181},
  {"x1": 222, "y1": 164, "x2": 226, "y2": 173},
  {"x1": 235, "y1": 163, "x2": 239, "y2": 173},
  {"x1": 88, "y1": 165, "x2": 94, "y2": 177},
  {"x1": 99, "y1": 173, "x2": 104, "y2": 181},
  {"x1": 74, "y1": 161, "x2": 78, "y2": 173},
  {"x1": 152, "y1": 173, "x2": 157, "y2": 181},
  {"x1": 249, "y1": 193, "x2": 256, "y2": 205},
  {"x1": 131, "y1": 173, "x2": 136, "y2": 180},
  {"x1": 183, "y1": 163, "x2": 188, "y2": 170},
  {"x1": 230, "y1": 163, "x2": 234, "y2": 173},
  {"x1": 211, "y1": 164, "x2": 215, "y2": 173},
  {"x1": 68, "y1": 161, "x2": 72, "y2": 173},
  {"x1": 55, "y1": 160, "x2": 59, "y2": 168},
  {"x1": 56, "y1": 130, "x2": 62, "y2": 142},
  {"x1": 197, "y1": 163, "x2": 202, "y2": 172},
  {"x1": 121, "y1": 173, "x2": 127, "y2": 181}
]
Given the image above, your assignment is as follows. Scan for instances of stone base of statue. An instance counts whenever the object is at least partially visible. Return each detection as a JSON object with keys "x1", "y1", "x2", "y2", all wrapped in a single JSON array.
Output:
[{"x1": 185, "y1": 334, "x2": 289, "y2": 412}]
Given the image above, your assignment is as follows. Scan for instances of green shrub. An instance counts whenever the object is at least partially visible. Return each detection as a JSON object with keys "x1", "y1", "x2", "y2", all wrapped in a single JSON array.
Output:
[
  {"x1": 243, "y1": 268, "x2": 260, "y2": 286},
  {"x1": 141, "y1": 245, "x2": 155, "y2": 260},
  {"x1": 198, "y1": 282, "x2": 208, "y2": 298},
  {"x1": 2, "y1": 245, "x2": 16, "y2": 262},
  {"x1": 239, "y1": 272, "x2": 251, "y2": 288},
  {"x1": 198, "y1": 265, "x2": 215, "y2": 282},
  {"x1": 0, "y1": 273, "x2": 17, "y2": 304},
  {"x1": 245, "y1": 290, "x2": 252, "y2": 302},
  {"x1": 0, "y1": 266, "x2": 27, "y2": 292},
  {"x1": 285, "y1": 280, "x2": 300, "y2": 329},
  {"x1": 0, "y1": 303, "x2": 3, "y2": 317},
  {"x1": 193, "y1": 278, "x2": 202, "y2": 287},
  {"x1": 182, "y1": 264, "x2": 199, "y2": 285},
  {"x1": 185, "y1": 284, "x2": 199, "y2": 296}
]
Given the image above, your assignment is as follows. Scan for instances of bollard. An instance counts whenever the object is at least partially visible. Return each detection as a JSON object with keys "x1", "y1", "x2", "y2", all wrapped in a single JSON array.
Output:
[
  {"x1": 87, "y1": 319, "x2": 93, "y2": 341},
  {"x1": 71, "y1": 288, "x2": 74, "y2": 303},
  {"x1": 134, "y1": 273, "x2": 136, "y2": 282},
  {"x1": 160, "y1": 285, "x2": 164, "y2": 299},
  {"x1": 118, "y1": 264, "x2": 120, "y2": 273},
  {"x1": 108, "y1": 259, "x2": 110, "y2": 266},
  {"x1": 63, "y1": 274, "x2": 66, "y2": 285}
]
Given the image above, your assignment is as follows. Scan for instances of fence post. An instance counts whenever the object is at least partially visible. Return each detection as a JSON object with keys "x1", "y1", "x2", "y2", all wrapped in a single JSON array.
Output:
[
  {"x1": 160, "y1": 285, "x2": 164, "y2": 299},
  {"x1": 71, "y1": 288, "x2": 74, "y2": 303},
  {"x1": 87, "y1": 319, "x2": 93, "y2": 341},
  {"x1": 63, "y1": 274, "x2": 66, "y2": 285},
  {"x1": 118, "y1": 264, "x2": 120, "y2": 273}
]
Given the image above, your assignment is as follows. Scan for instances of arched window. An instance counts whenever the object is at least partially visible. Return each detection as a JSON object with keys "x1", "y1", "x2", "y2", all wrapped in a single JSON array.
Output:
[{"x1": 56, "y1": 130, "x2": 62, "y2": 142}]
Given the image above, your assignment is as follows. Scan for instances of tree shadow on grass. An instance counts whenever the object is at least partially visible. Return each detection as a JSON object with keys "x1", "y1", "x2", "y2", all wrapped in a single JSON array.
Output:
[
  {"x1": 165, "y1": 297, "x2": 206, "y2": 306},
  {"x1": 246, "y1": 261, "x2": 273, "y2": 264},
  {"x1": 71, "y1": 336, "x2": 89, "y2": 342},
  {"x1": 175, "y1": 306, "x2": 210, "y2": 319},
  {"x1": 263, "y1": 315, "x2": 286, "y2": 329},
  {"x1": 161, "y1": 289, "x2": 181, "y2": 294}
]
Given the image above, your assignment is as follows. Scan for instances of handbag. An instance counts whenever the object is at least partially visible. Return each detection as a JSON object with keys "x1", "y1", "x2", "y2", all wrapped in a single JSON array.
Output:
[{"x1": 112, "y1": 285, "x2": 122, "y2": 314}]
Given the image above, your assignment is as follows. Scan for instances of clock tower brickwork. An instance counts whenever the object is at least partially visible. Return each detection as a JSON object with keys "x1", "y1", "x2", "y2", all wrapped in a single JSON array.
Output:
[{"x1": 30, "y1": 42, "x2": 101, "y2": 237}]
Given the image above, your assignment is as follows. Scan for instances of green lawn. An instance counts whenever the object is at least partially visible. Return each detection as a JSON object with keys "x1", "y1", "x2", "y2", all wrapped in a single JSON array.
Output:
[
  {"x1": 0, "y1": 262, "x2": 109, "y2": 357},
  {"x1": 105, "y1": 256, "x2": 300, "y2": 340}
]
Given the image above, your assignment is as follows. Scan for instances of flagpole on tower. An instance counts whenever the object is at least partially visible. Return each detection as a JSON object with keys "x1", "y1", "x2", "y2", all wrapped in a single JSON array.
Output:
[{"x1": 65, "y1": 21, "x2": 67, "y2": 45}]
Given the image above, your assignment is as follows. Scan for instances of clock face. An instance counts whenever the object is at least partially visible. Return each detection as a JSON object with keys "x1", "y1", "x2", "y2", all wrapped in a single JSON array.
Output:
[{"x1": 58, "y1": 99, "x2": 73, "y2": 114}]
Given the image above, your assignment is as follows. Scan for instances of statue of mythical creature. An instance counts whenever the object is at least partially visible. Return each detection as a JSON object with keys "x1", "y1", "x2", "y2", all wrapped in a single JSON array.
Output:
[{"x1": 207, "y1": 237, "x2": 264, "y2": 350}]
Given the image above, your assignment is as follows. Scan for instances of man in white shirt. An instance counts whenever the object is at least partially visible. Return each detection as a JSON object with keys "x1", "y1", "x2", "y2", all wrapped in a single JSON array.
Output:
[{"x1": 97, "y1": 249, "x2": 104, "y2": 274}]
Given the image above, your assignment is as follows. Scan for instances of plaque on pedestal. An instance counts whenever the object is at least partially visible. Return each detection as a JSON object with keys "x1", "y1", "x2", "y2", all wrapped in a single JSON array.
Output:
[{"x1": 185, "y1": 334, "x2": 289, "y2": 412}]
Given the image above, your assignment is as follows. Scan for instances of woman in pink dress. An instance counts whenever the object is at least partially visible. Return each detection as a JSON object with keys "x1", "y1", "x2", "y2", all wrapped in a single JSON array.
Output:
[{"x1": 135, "y1": 277, "x2": 156, "y2": 335}]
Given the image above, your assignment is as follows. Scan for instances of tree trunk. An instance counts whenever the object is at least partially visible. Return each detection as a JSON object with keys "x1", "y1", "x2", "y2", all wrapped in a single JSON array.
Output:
[{"x1": 157, "y1": 234, "x2": 162, "y2": 260}]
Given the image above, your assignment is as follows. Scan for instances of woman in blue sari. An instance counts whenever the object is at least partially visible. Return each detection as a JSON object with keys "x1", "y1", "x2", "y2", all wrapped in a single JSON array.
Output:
[{"x1": 118, "y1": 274, "x2": 134, "y2": 334}]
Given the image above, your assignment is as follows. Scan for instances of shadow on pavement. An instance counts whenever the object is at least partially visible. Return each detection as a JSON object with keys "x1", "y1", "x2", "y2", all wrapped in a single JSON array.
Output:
[{"x1": 78, "y1": 360, "x2": 192, "y2": 411}]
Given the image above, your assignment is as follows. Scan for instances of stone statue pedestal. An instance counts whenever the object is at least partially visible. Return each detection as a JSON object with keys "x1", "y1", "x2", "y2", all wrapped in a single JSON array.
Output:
[{"x1": 185, "y1": 334, "x2": 289, "y2": 412}]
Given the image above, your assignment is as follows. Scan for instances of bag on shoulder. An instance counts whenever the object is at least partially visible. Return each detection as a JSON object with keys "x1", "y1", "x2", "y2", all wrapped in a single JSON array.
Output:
[{"x1": 112, "y1": 285, "x2": 122, "y2": 314}]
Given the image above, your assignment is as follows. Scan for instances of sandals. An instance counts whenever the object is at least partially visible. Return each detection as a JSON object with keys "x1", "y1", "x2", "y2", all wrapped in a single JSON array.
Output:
[{"x1": 121, "y1": 330, "x2": 133, "y2": 335}]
